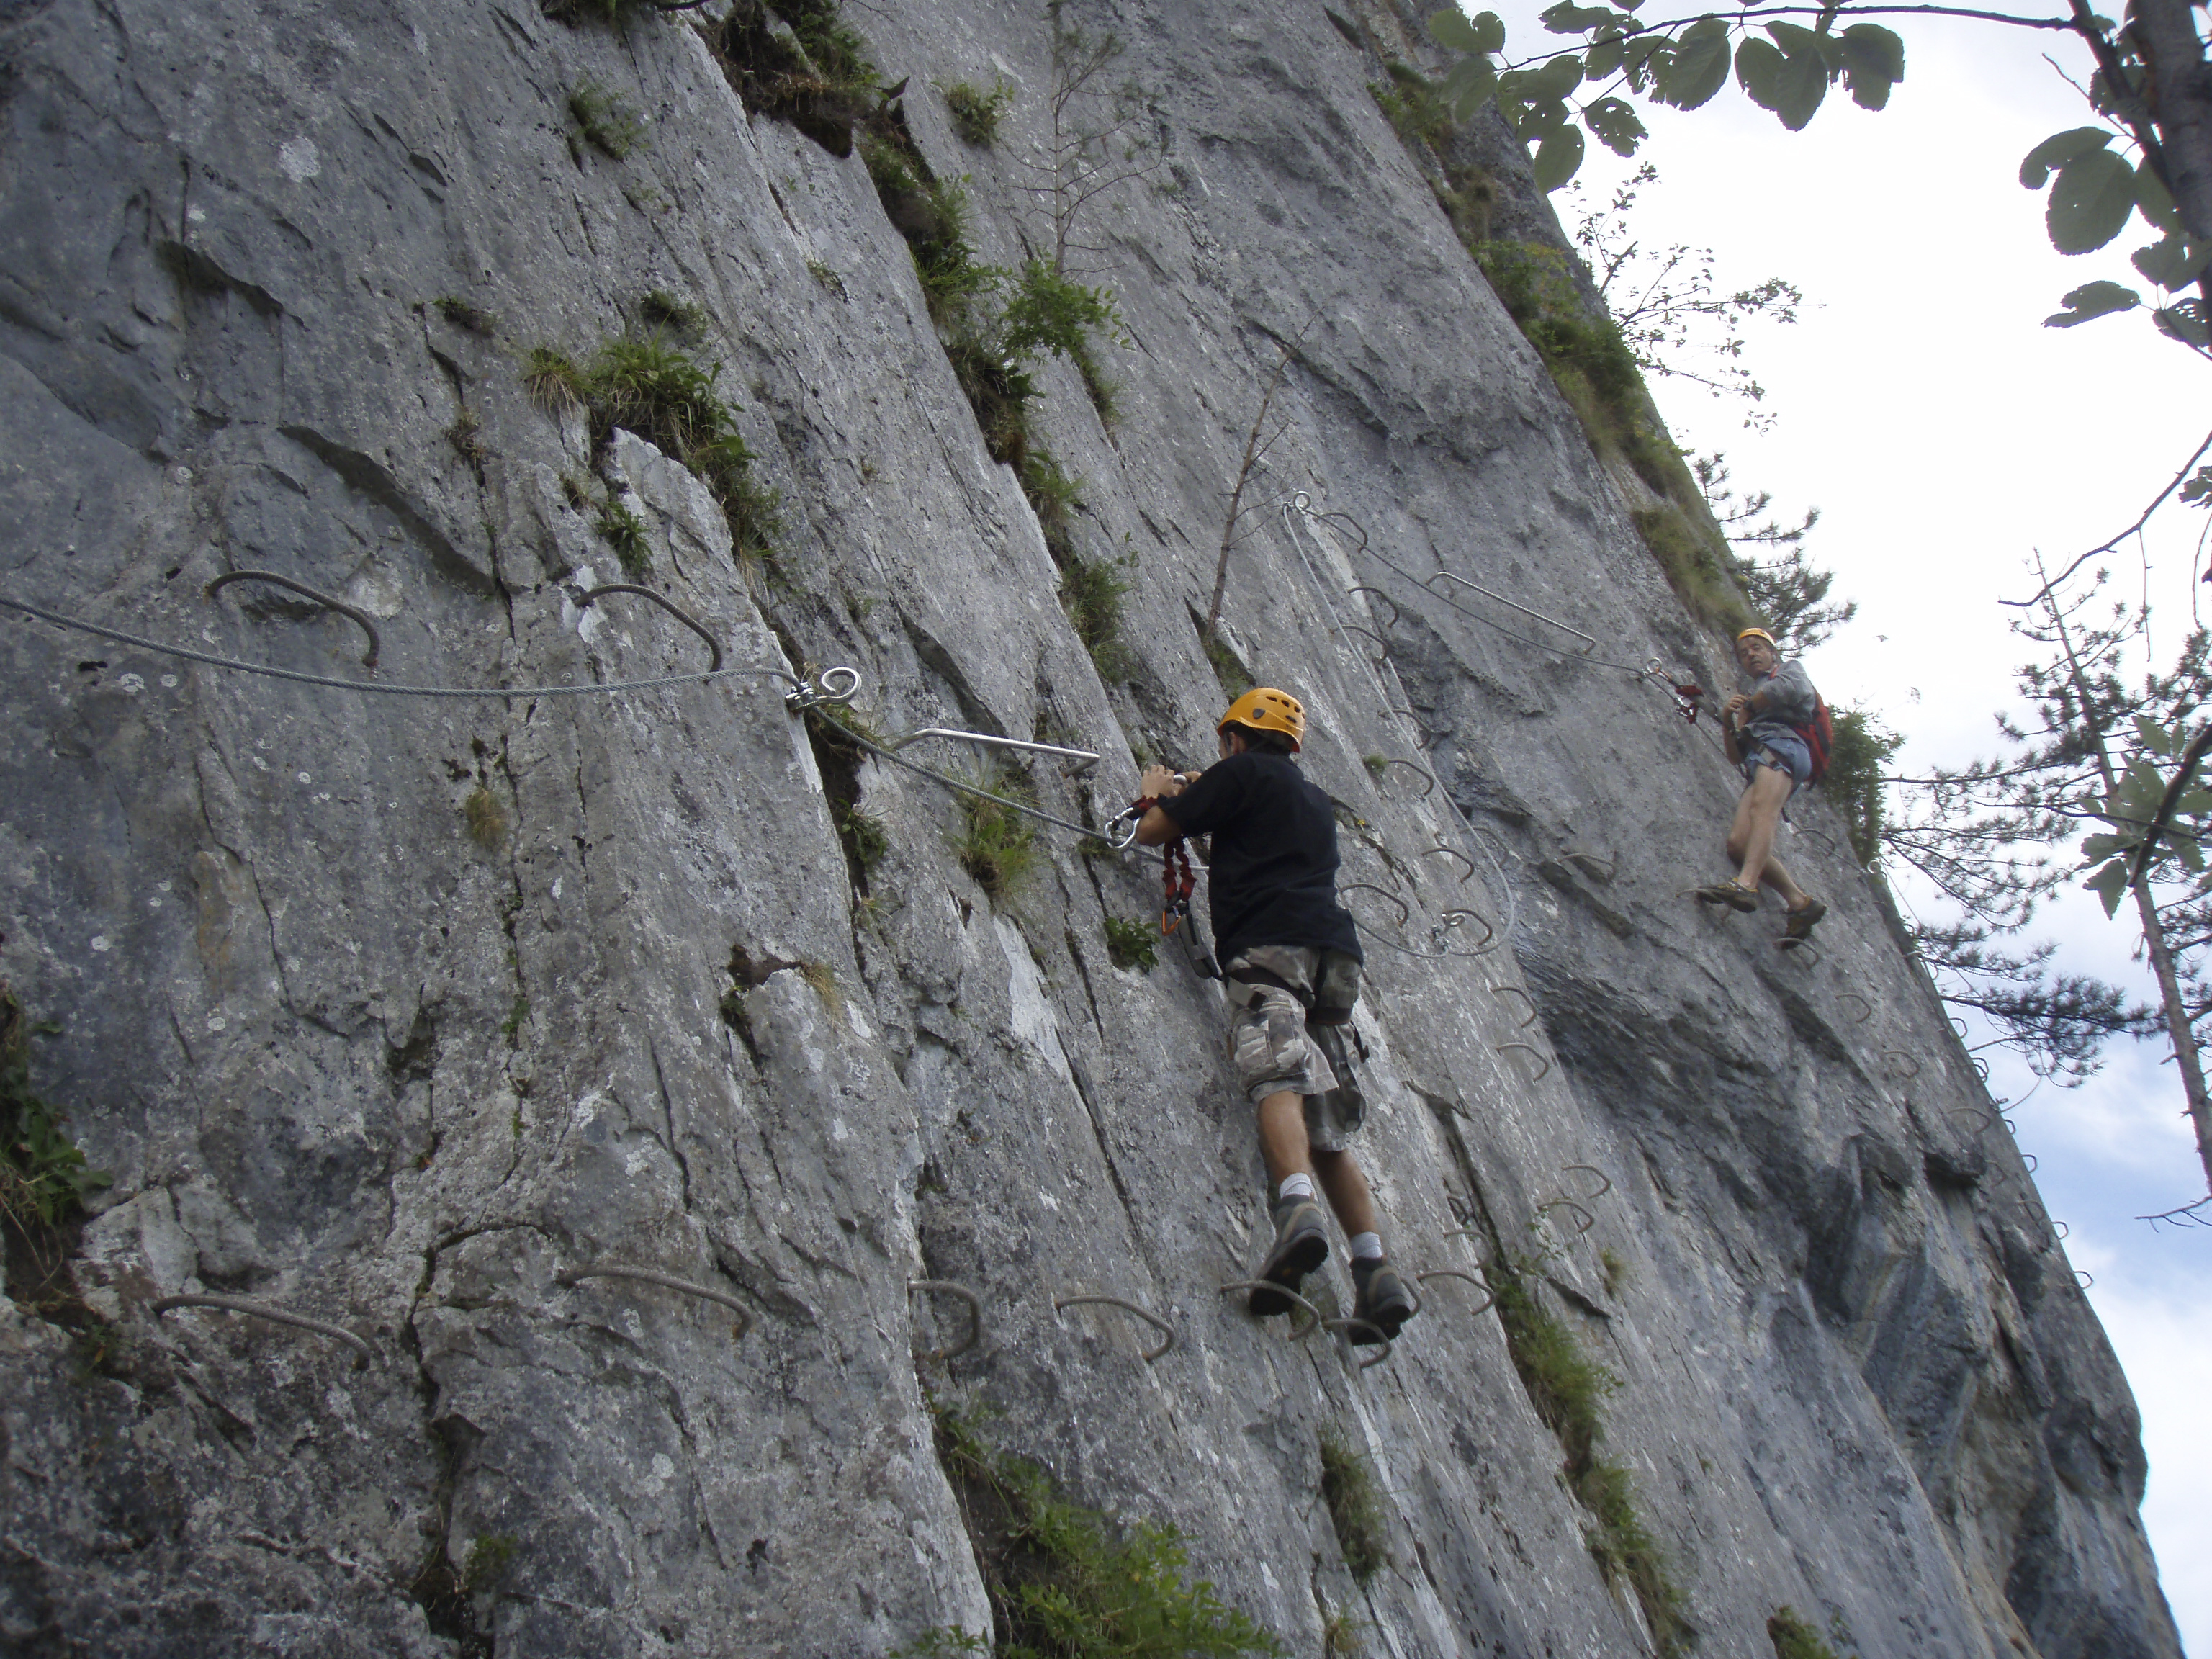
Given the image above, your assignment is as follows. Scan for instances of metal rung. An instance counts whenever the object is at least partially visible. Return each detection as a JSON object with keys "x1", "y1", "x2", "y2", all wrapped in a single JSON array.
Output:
[
  {"x1": 1838, "y1": 992, "x2": 1874, "y2": 1025},
  {"x1": 150, "y1": 1293, "x2": 376, "y2": 1359},
  {"x1": 557, "y1": 1266, "x2": 752, "y2": 1336},
  {"x1": 1219, "y1": 1280, "x2": 1321, "y2": 1339},
  {"x1": 886, "y1": 727, "x2": 1100, "y2": 774},
  {"x1": 1489, "y1": 985, "x2": 1538, "y2": 1028},
  {"x1": 1414, "y1": 1269, "x2": 1496, "y2": 1316},
  {"x1": 1881, "y1": 1051, "x2": 1922, "y2": 1079},
  {"x1": 1495, "y1": 1042, "x2": 1551, "y2": 1082},
  {"x1": 909, "y1": 1279, "x2": 983, "y2": 1360},
  {"x1": 574, "y1": 583, "x2": 724, "y2": 671},
  {"x1": 1425, "y1": 570, "x2": 1596, "y2": 655},
  {"x1": 1561, "y1": 848, "x2": 1614, "y2": 884},
  {"x1": 1424, "y1": 843, "x2": 1477, "y2": 882},
  {"x1": 1320, "y1": 1318, "x2": 1393, "y2": 1368},
  {"x1": 1557, "y1": 1164, "x2": 1612, "y2": 1202},
  {"x1": 1054, "y1": 1294, "x2": 1177, "y2": 1362},
  {"x1": 1344, "y1": 586, "x2": 1402, "y2": 629},
  {"x1": 1536, "y1": 1198, "x2": 1595, "y2": 1235},
  {"x1": 207, "y1": 570, "x2": 382, "y2": 667}
]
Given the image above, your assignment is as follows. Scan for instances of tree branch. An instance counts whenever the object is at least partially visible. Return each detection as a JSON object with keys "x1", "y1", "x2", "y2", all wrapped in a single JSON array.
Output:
[{"x1": 2001, "y1": 423, "x2": 2212, "y2": 608}]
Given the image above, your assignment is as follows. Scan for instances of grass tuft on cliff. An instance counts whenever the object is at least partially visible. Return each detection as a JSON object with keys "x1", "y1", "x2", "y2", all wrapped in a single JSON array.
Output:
[{"x1": 927, "y1": 1398, "x2": 1286, "y2": 1656}]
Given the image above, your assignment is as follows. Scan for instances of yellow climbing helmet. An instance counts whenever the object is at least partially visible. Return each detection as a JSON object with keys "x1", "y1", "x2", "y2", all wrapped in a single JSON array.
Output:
[
  {"x1": 1218, "y1": 687, "x2": 1305, "y2": 749},
  {"x1": 1736, "y1": 627, "x2": 1779, "y2": 649}
]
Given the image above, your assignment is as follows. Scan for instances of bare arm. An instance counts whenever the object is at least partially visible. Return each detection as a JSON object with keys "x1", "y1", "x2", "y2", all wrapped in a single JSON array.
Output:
[{"x1": 1132, "y1": 763, "x2": 1194, "y2": 846}]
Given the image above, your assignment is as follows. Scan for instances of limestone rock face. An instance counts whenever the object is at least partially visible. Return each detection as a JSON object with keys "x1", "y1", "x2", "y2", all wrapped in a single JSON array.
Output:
[{"x1": 0, "y1": 2, "x2": 2180, "y2": 1656}]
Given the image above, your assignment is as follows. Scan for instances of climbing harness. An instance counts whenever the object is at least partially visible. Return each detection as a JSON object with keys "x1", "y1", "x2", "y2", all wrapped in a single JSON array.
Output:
[
  {"x1": 150, "y1": 1293, "x2": 376, "y2": 1360},
  {"x1": 1053, "y1": 1294, "x2": 1177, "y2": 1363},
  {"x1": 556, "y1": 1265, "x2": 752, "y2": 1336},
  {"x1": 1126, "y1": 796, "x2": 1197, "y2": 936}
]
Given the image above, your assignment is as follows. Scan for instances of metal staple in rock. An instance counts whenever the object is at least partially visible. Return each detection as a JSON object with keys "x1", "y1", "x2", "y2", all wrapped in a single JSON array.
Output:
[
  {"x1": 909, "y1": 1280, "x2": 984, "y2": 1361},
  {"x1": 556, "y1": 1266, "x2": 753, "y2": 1336},
  {"x1": 1489, "y1": 984, "x2": 1539, "y2": 1028},
  {"x1": 150, "y1": 1293, "x2": 376, "y2": 1359},
  {"x1": 1535, "y1": 1197, "x2": 1596, "y2": 1235},
  {"x1": 207, "y1": 569, "x2": 383, "y2": 666},
  {"x1": 1320, "y1": 1318, "x2": 1394, "y2": 1369},
  {"x1": 1415, "y1": 1269, "x2": 1497, "y2": 1316},
  {"x1": 1218, "y1": 1280, "x2": 1322, "y2": 1340},
  {"x1": 1053, "y1": 1295, "x2": 1177, "y2": 1362},
  {"x1": 574, "y1": 583, "x2": 724, "y2": 670},
  {"x1": 1495, "y1": 1041, "x2": 1552, "y2": 1083}
]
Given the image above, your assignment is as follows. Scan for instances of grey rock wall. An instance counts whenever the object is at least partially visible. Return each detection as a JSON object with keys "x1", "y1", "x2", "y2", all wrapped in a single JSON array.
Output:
[{"x1": 0, "y1": 1, "x2": 2180, "y2": 1655}]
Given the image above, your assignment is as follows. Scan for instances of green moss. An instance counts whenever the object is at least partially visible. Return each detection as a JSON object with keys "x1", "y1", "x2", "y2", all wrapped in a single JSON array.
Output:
[
  {"x1": 525, "y1": 335, "x2": 781, "y2": 569},
  {"x1": 593, "y1": 497, "x2": 652, "y2": 578},
  {"x1": 1102, "y1": 917, "x2": 1159, "y2": 973},
  {"x1": 1362, "y1": 754, "x2": 1388, "y2": 778},
  {"x1": 638, "y1": 289, "x2": 706, "y2": 337},
  {"x1": 930, "y1": 1399, "x2": 1285, "y2": 1656},
  {"x1": 1768, "y1": 1606, "x2": 1850, "y2": 1659},
  {"x1": 1201, "y1": 629, "x2": 1252, "y2": 701},
  {"x1": 1318, "y1": 1429, "x2": 1390, "y2": 1586},
  {"x1": 0, "y1": 989, "x2": 107, "y2": 1232},
  {"x1": 953, "y1": 768, "x2": 1039, "y2": 904},
  {"x1": 1059, "y1": 554, "x2": 1134, "y2": 679},
  {"x1": 1370, "y1": 62, "x2": 1452, "y2": 150},
  {"x1": 1483, "y1": 1249, "x2": 1689, "y2": 1656},
  {"x1": 1632, "y1": 506, "x2": 1757, "y2": 635},
  {"x1": 942, "y1": 76, "x2": 1014, "y2": 145},
  {"x1": 463, "y1": 784, "x2": 508, "y2": 848},
  {"x1": 836, "y1": 804, "x2": 890, "y2": 877},
  {"x1": 434, "y1": 296, "x2": 498, "y2": 335},
  {"x1": 462, "y1": 1534, "x2": 518, "y2": 1593},
  {"x1": 568, "y1": 76, "x2": 644, "y2": 160}
]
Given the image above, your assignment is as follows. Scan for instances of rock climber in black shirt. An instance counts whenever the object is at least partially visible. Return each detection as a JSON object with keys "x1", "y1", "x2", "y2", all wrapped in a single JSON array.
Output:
[{"x1": 1131, "y1": 688, "x2": 1416, "y2": 1343}]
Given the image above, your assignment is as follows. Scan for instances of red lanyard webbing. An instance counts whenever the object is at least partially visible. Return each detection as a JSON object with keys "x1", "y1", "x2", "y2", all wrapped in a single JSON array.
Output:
[{"x1": 1131, "y1": 796, "x2": 1197, "y2": 935}]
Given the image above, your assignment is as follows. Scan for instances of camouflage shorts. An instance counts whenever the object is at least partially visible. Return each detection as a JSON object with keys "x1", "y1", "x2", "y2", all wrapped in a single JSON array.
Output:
[{"x1": 1223, "y1": 945, "x2": 1366, "y2": 1151}]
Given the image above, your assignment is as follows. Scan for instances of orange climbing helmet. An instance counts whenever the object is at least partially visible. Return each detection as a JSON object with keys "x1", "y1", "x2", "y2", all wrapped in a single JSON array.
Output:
[{"x1": 1218, "y1": 687, "x2": 1305, "y2": 750}]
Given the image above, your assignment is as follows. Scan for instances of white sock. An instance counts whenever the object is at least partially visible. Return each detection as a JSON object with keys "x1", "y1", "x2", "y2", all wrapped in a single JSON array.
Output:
[
  {"x1": 1349, "y1": 1231, "x2": 1385, "y2": 1262},
  {"x1": 1277, "y1": 1174, "x2": 1316, "y2": 1203}
]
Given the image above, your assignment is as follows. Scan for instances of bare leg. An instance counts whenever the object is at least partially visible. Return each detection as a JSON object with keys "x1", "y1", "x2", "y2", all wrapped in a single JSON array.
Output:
[
  {"x1": 1724, "y1": 767, "x2": 1807, "y2": 900},
  {"x1": 1256, "y1": 1089, "x2": 1314, "y2": 1189},
  {"x1": 1311, "y1": 1147, "x2": 1378, "y2": 1238}
]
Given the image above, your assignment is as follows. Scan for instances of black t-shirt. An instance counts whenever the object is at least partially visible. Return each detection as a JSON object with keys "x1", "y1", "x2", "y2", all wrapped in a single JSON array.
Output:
[{"x1": 1158, "y1": 752, "x2": 1362, "y2": 966}]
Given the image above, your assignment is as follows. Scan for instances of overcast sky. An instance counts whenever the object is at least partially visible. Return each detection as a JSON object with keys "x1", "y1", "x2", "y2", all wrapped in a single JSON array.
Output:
[{"x1": 1468, "y1": 2, "x2": 2209, "y2": 1647}]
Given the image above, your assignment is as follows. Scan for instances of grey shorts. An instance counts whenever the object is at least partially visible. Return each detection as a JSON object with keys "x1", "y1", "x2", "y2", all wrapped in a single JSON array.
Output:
[
  {"x1": 1740, "y1": 729, "x2": 1810, "y2": 796},
  {"x1": 1223, "y1": 945, "x2": 1366, "y2": 1151}
]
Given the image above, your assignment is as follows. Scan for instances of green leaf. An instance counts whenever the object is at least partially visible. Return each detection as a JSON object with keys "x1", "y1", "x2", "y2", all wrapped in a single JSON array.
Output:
[
  {"x1": 1584, "y1": 34, "x2": 1624, "y2": 76},
  {"x1": 1581, "y1": 94, "x2": 1647, "y2": 156},
  {"x1": 1532, "y1": 123, "x2": 1586, "y2": 191},
  {"x1": 2135, "y1": 714, "x2": 2174, "y2": 755},
  {"x1": 2020, "y1": 126, "x2": 2111, "y2": 190},
  {"x1": 1429, "y1": 8, "x2": 1486, "y2": 52},
  {"x1": 1837, "y1": 23, "x2": 1904, "y2": 109},
  {"x1": 1472, "y1": 10, "x2": 1508, "y2": 52},
  {"x1": 2080, "y1": 832, "x2": 2133, "y2": 863},
  {"x1": 2155, "y1": 300, "x2": 2211, "y2": 348},
  {"x1": 1735, "y1": 36, "x2": 1782, "y2": 107},
  {"x1": 1766, "y1": 20, "x2": 1822, "y2": 57},
  {"x1": 1657, "y1": 18, "x2": 1730, "y2": 109},
  {"x1": 2084, "y1": 858, "x2": 2131, "y2": 916},
  {"x1": 2134, "y1": 162, "x2": 2180, "y2": 233},
  {"x1": 2046, "y1": 148, "x2": 2139, "y2": 254},
  {"x1": 1442, "y1": 53, "x2": 1499, "y2": 117},
  {"x1": 2133, "y1": 230, "x2": 2210, "y2": 292},
  {"x1": 2044, "y1": 279, "x2": 2140, "y2": 327},
  {"x1": 1540, "y1": 1, "x2": 1619, "y2": 33},
  {"x1": 1739, "y1": 35, "x2": 1826, "y2": 129},
  {"x1": 1528, "y1": 54, "x2": 1585, "y2": 98}
]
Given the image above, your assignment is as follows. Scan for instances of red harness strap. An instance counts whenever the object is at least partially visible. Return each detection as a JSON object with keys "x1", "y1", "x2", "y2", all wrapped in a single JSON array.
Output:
[{"x1": 1130, "y1": 796, "x2": 1197, "y2": 935}]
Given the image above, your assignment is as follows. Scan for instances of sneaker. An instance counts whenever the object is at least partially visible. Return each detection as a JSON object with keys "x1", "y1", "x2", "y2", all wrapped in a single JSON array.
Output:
[
  {"x1": 1249, "y1": 1197, "x2": 1329, "y2": 1316},
  {"x1": 1349, "y1": 1258, "x2": 1416, "y2": 1344},
  {"x1": 1694, "y1": 879, "x2": 1761, "y2": 912},
  {"x1": 1780, "y1": 897, "x2": 1827, "y2": 946}
]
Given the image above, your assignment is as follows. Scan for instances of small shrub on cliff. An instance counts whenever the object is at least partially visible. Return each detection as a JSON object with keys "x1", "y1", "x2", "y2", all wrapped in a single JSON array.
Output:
[
  {"x1": 930, "y1": 1398, "x2": 1285, "y2": 1655},
  {"x1": 1318, "y1": 1429, "x2": 1389, "y2": 1586},
  {"x1": 953, "y1": 769, "x2": 1038, "y2": 904},
  {"x1": 941, "y1": 76, "x2": 1014, "y2": 146},
  {"x1": 568, "y1": 76, "x2": 645, "y2": 161},
  {"x1": 0, "y1": 989, "x2": 107, "y2": 1234},
  {"x1": 1102, "y1": 917, "x2": 1158, "y2": 972},
  {"x1": 1768, "y1": 1606, "x2": 1851, "y2": 1659}
]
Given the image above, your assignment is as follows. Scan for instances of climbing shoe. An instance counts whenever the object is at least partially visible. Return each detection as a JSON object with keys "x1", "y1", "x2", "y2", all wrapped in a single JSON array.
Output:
[
  {"x1": 1249, "y1": 1197, "x2": 1329, "y2": 1316},
  {"x1": 1779, "y1": 897, "x2": 1828, "y2": 947},
  {"x1": 1694, "y1": 879, "x2": 1761, "y2": 912},
  {"x1": 1349, "y1": 1258, "x2": 1416, "y2": 1344}
]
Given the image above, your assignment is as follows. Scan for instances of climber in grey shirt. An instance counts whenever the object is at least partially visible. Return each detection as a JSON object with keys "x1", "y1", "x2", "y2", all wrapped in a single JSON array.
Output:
[{"x1": 1696, "y1": 628, "x2": 1827, "y2": 944}]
